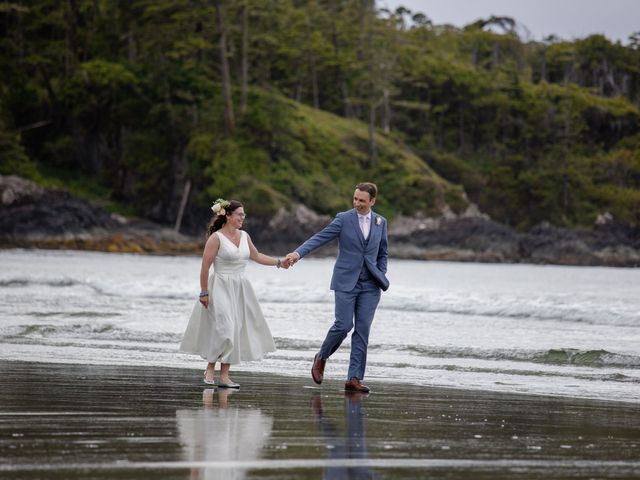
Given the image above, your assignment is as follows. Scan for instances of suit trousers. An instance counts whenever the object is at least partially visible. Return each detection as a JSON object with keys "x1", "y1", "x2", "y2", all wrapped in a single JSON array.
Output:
[{"x1": 319, "y1": 277, "x2": 381, "y2": 380}]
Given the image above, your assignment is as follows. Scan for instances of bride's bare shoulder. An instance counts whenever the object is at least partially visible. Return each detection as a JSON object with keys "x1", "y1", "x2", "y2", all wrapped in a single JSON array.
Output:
[{"x1": 205, "y1": 232, "x2": 221, "y2": 248}]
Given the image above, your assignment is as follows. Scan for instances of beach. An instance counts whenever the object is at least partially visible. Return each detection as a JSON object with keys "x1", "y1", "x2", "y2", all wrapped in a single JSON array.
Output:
[
  {"x1": 1, "y1": 360, "x2": 639, "y2": 479},
  {"x1": 2, "y1": 249, "x2": 639, "y2": 478}
]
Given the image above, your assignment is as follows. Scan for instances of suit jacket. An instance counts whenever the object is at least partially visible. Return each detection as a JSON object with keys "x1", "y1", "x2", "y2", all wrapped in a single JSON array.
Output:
[{"x1": 295, "y1": 209, "x2": 389, "y2": 292}]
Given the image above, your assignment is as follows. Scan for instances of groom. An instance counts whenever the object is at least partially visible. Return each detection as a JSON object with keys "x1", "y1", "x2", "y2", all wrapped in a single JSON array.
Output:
[{"x1": 286, "y1": 182, "x2": 389, "y2": 393}]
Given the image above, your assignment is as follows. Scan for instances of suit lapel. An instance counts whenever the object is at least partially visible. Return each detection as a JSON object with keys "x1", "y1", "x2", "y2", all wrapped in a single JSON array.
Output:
[
  {"x1": 368, "y1": 211, "x2": 380, "y2": 247},
  {"x1": 350, "y1": 209, "x2": 365, "y2": 247}
]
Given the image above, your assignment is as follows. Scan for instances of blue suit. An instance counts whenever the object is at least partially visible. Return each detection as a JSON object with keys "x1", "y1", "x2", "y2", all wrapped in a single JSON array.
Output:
[{"x1": 295, "y1": 208, "x2": 389, "y2": 380}]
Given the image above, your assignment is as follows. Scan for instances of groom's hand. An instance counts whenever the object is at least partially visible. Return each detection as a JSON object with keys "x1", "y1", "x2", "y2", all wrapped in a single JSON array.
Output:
[
  {"x1": 285, "y1": 252, "x2": 300, "y2": 266},
  {"x1": 280, "y1": 257, "x2": 291, "y2": 269}
]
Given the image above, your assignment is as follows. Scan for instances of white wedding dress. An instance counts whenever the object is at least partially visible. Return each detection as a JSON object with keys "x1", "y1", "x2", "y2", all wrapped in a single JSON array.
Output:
[{"x1": 180, "y1": 230, "x2": 276, "y2": 364}]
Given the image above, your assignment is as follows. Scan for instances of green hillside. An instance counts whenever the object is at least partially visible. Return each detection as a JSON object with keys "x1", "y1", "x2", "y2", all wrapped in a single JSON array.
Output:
[{"x1": 1, "y1": 1, "x2": 639, "y2": 229}]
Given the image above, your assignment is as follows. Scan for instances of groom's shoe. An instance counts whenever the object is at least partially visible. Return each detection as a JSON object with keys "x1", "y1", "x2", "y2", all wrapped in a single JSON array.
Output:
[
  {"x1": 311, "y1": 353, "x2": 326, "y2": 384},
  {"x1": 345, "y1": 377, "x2": 370, "y2": 393}
]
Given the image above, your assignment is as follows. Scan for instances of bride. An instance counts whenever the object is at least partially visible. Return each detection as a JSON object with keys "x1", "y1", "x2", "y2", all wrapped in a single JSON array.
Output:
[{"x1": 180, "y1": 198, "x2": 288, "y2": 388}]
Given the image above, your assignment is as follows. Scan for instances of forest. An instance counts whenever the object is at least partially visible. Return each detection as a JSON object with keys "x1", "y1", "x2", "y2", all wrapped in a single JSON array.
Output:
[{"x1": 1, "y1": 0, "x2": 639, "y2": 232}]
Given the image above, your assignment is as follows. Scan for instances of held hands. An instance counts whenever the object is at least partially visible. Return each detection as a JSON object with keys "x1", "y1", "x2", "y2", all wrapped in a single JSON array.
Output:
[
  {"x1": 275, "y1": 253, "x2": 298, "y2": 270},
  {"x1": 285, "y1": 252, "x2": 300, "y2": 267},
  {"x1": 278, "y1": 257, "x2": 291, "y2": 270}
]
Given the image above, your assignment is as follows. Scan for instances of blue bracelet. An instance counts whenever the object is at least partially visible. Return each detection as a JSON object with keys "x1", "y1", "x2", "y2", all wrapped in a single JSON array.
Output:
[{"x1": 199, "y1": 291, "x2": 209, "y2": 297}]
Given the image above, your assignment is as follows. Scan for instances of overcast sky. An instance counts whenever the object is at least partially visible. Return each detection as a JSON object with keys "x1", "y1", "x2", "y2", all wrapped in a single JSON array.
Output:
[{"x1": 380, "y1": 0, "x2": 639, "y2": 44}]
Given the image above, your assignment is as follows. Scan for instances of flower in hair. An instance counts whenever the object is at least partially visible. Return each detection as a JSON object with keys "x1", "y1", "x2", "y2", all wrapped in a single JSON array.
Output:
[{"x1": 211, "y1": 198, "x2": 230, "y2": 216}]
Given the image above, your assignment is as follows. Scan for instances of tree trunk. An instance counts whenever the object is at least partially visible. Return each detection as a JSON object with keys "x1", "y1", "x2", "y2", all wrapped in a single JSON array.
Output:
[
  {"x1": 65, "y1": 0, "x2": 81, "y2": 75},
  {"x1": 127, "y1": 20, "x2": 137, "y2": 62},
  {"x1": 311, "y1": 54, "x2": 319, "y2": 109},
  {"x1": 540, "y1": 52, "x2": 547, "y2": 82},
  {"x1": 382, "y1": 88, "x2": 391, "y2": 133},
  {"x1": 491, "y1": 41, "x2": 500, "y2": 68},
  {"x1": 561, "y1": 115, "x2": 570, "y2": 213},
  {"x1": 341, "y1": 80, "x2": 354, "y2": 118},
  {"x1": 215, "y1": 0, "x2": 235, "y2": 134},
  {"x1": 240, "y1": 3, "x2": 249, "y2": 115},
  {"x1": 174, "y1": 179, "x2": 192, "y2": 233},
  {"x1": 458, "y1": 104, "x2": 465, "y2": 150},
  {"x1": 367, "y1": 102, "x2": 377, "y2": 164}
]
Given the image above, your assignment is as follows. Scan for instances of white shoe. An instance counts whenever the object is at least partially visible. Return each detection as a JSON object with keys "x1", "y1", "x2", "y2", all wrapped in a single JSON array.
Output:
[{"x1": 203, "y1": 370, "x2": 216, "y2": 385}]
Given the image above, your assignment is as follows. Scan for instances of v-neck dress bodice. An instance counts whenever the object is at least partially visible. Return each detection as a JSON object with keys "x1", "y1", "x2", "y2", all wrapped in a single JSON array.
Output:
[
  {"x1": 214, "y1": 230, "x2": 249, "y2": 275},
  {"x1": 180, "y1": 230, "x2": 276, "y2": 364}
]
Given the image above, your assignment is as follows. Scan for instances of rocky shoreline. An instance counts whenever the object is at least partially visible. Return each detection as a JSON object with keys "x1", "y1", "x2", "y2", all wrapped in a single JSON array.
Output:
[
  {"x1": 390, "y1": 214, "x2": 640, "y2": 267},
  {"x1": 1, "y1": 175, "x2": 639, "y2": 266}
]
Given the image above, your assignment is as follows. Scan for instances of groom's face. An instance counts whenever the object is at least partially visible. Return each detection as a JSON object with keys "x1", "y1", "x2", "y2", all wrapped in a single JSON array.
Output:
[{"x1": 353, "y1": 189, "x2": 376, "y2": 215}]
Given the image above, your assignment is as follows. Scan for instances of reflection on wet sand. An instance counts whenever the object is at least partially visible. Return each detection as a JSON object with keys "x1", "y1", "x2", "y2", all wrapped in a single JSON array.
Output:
[
  {"x1": 312, "y1": 391, "x2": 373, "y2": 479},
  {"x1": 176, "y1": 388, "x2": 274, "y2": 480}
]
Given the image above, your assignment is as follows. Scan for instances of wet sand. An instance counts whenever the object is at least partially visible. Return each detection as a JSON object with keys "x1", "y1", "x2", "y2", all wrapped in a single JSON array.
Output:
[{"x1": 1, "y1": 360, "x2": 639, "y2": 479}]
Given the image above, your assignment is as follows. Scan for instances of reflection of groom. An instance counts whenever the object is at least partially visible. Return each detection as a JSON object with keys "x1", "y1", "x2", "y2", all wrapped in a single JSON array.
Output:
[
  {"x1": 286, "y1": 182, "x2": 389, "y2": 393},
  {"x1": 311, "y1": 392, "x2": 371, "y2": 479}
]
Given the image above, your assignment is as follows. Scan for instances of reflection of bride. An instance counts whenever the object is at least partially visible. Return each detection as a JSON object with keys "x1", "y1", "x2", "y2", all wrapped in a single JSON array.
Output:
[{"x1": 176, "y1": 389, "x2": 274, "y2": 480}]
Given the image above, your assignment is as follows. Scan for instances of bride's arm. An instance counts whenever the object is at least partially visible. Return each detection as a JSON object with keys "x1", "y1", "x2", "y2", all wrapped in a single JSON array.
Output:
[
  {"x1": 199, "y1": 234, "x2": 220, "y2": 308},
  {"x1": 247, "y1": 234, "x2": 287, "y2": 269}
]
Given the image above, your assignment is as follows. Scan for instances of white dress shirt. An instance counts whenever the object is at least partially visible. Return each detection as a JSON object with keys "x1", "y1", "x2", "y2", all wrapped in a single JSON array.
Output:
[{"x1": 358, "y1": 212, "x2": 371, "y2": 240}]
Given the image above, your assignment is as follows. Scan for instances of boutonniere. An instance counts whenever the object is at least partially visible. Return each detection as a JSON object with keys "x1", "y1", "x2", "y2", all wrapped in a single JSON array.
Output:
[{"x1": 375, "y1": 216, "x2": 382, "y2": 226}]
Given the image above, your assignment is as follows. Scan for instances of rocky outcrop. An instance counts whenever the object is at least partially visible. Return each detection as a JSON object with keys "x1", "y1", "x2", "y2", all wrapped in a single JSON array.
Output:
[
  {"x1": 245, "y1": 204, "x2": 334, "y2": 255},
  {"x1": 1, "y1": 175, "x2": 117, "y2": 241},
  {"x1": 391, "y1": 215, "x2": 640, "y2": 267},
  {"x1": 1, "y1": 175, "x2": 638, "y2": 266},
  {"x1": 0, "y1": 175, "x2": 199, "y2": 253}
]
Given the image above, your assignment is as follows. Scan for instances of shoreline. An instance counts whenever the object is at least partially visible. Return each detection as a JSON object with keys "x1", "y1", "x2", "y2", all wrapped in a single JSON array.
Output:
[
  {"x1": 3, "y1": 355, "x2": 639, "y2": 406},
  {"x1": 1, "y1": 360, "x2": 639, "y2": 479},
  {"x1": 2, "y1": 243, "x2": 640, "y2": 269}
]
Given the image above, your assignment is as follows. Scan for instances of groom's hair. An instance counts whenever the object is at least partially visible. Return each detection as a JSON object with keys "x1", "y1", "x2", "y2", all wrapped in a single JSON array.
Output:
[{"x1": 355, "y1": 182, "x2": 377, "y2": 199}]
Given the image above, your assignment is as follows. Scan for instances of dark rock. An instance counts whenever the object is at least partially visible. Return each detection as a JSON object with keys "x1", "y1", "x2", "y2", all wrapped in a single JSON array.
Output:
[
  {"x1": 244, "y1": 204, "x2": 334, "y2": 255},
  {"x1": 0, "y1": 175, "x2": 116, "y2": 241},
  {"x1": 390, "y1": 217, "x2": 521, "y2": 262},
  {"x1": 389, "y1": 214, "x2": 640, "y2": 267}
]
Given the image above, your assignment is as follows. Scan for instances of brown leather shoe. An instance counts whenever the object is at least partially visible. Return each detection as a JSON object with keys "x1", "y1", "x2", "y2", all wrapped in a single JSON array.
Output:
[
  {"x1": 311, "y1": 353, "x2": 326, "y2": 384},
  {"x1": 344, "y1": 377, "x2": 370, "y2": 393}
]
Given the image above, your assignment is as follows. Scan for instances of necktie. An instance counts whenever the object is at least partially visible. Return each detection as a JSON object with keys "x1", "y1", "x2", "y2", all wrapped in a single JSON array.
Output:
[{"x1": 359, "y1": 215, "x2": 369, "y2": 239}]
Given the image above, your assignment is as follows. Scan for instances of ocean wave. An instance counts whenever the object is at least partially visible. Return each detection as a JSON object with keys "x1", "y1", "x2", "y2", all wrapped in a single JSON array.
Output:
[
  {"x1": 3, "y1": 276, "x2": 638, "y2": 326},
  {"x1": 0, "y1": 278, "x2": 80, "y2": 288},
  {"x1": 3, "y1": 336, "x2": 178, "y2": 354},
  {"x1": 8, "y1": 322, "x2": 637, "y2": 369},
  {"x1": 2, "y1": 324, "x2": 317, "y2": 351},
  {"x1": 374, "y1": 344, "x2": 640, "y2": 369},
  {"x1": 363, "y1": 360, "x2": 640, "y2": 383},
  {"x1": 257, "y1": 288, "x2": 638, "y2": 327},
  {"x1": 536, "y1": 348, "x2": 640, "y2": 367},
  {"x1": 27, "y1": 311, "x2": 123, "y2": 318},
  {"x1": 1, "y1": 323, "x2": 182, "y2": 344},
  {"x1": 0, "y1": 276, "x2": 192, "y2": 299}
]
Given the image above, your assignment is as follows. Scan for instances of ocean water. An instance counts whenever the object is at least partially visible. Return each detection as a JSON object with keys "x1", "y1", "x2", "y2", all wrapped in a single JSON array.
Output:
[{"x1": 0, "y1": 248, "x2": 639, "y2": 403}]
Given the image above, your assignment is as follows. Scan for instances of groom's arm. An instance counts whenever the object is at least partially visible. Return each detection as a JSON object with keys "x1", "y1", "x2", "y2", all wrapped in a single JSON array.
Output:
[
  {"x1": 292, "y1": 215, "x2": 343, "y2": 260},
  {"x1": 377, "y1": 218, "x2": 388, "y2": 273}
]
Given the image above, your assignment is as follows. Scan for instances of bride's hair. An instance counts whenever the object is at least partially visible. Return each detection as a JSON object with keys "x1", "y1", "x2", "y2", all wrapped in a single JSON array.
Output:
[{"x1": 207, "y1": 200, "x2": 243, "y2": 236}]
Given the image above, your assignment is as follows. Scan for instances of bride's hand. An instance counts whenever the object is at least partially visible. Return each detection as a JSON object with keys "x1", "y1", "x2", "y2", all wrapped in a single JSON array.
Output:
[
  {"x1": 280, "y1": 257, "x2": 291, "y2": 269},
  {"x1": 199, "y1": 296, "x2": 209, "y2": 309}
]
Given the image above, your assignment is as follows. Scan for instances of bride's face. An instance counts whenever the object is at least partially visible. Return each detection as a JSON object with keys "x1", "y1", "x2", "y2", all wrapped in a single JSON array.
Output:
[{"x1": 227, "y1": 207, "x2": 246, "y2": 229}]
